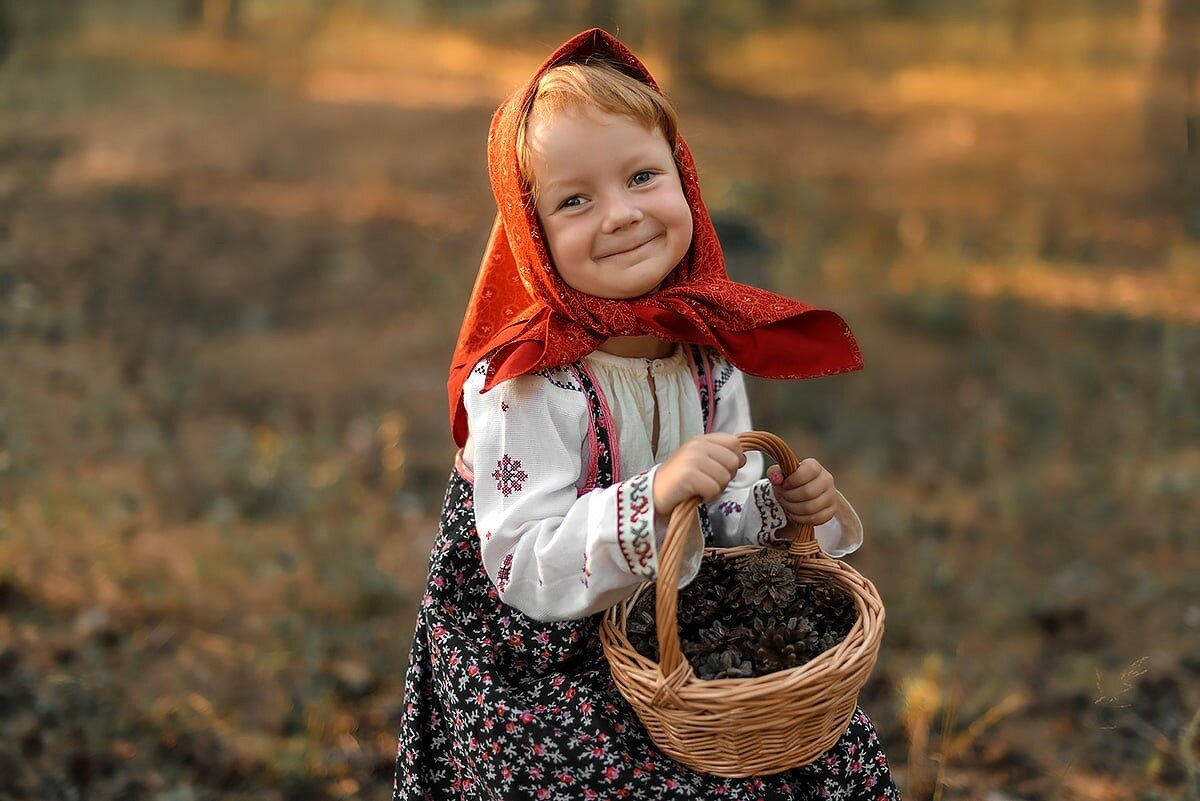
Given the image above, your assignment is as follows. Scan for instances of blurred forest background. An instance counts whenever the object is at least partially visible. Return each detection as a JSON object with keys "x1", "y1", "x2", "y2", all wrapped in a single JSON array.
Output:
[{"x1": 0, "y1": 0, "x2": 1198, "y2": 799}]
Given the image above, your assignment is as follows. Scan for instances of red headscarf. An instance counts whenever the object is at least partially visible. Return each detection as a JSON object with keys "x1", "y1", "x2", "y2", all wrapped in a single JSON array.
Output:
[{"x1": 448, "y1": 28, "x2": 862, "y2": 446}]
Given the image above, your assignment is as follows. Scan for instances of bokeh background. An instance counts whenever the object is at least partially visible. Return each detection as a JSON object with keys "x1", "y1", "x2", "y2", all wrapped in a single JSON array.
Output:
[{"x1": 1, "y1": 1, "x2": 1198, "y2": 799}]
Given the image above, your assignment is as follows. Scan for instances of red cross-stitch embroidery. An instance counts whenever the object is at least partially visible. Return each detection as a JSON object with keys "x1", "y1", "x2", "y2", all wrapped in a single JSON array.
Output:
[
  {"x1": 495, "y1": 552, "x2": 514, "y2": 593},
  {"x1": 492, "y1": 455, "x2": 529, "y2": 496}
]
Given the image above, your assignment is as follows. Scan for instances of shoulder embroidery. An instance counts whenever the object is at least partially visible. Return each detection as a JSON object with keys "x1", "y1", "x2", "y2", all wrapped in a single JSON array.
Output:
[
  {"x1": 531, "y1": 365, "x2": 582, "y2": 392},
  {"x1": 708, "y1": 349, "x2": 736, "y2": 396}
]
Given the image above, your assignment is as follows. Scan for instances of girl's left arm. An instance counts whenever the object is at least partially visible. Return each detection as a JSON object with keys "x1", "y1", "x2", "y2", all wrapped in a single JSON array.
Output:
[{"x1": 704, "y1": 357, "x2": 864, "y2": 556}]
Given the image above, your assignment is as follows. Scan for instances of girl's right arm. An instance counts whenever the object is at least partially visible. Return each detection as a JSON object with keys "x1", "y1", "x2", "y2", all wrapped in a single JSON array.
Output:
[{"x1": 464, "y1": 365, "x2": 703, "y2": 622}]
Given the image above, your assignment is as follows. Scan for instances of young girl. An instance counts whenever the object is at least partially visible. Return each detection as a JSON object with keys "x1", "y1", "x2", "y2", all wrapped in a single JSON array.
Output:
[{"x1": 395, "y1": 28, "x2": 900, "y2": 800}]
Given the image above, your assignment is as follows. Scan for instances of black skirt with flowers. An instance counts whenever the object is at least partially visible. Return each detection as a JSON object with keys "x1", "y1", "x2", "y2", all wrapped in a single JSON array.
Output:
[{"x1": 393, "y1": 359, "x2": 900, "y2": 800}]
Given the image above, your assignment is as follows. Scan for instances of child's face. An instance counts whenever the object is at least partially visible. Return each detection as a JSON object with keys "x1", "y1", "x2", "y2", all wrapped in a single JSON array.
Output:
[{"x1": 526, "y1": 106, "x2": 693, "y2": 300}]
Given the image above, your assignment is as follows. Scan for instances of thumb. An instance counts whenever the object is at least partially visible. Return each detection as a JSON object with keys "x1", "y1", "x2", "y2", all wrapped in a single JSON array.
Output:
[{"x1": 767, "y1": 466, "x2": 783, "y2": 485}]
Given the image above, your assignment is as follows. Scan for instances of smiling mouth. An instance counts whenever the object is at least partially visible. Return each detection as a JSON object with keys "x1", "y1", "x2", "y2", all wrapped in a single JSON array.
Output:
[{"x1": 598, "y1": 234, "x2": 661, "y2": 260}]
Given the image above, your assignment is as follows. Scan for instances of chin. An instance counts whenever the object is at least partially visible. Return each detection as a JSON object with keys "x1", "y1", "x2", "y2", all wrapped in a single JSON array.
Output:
[{"x1": 620, "y1": 282, "x2": 666, "y2": 300}]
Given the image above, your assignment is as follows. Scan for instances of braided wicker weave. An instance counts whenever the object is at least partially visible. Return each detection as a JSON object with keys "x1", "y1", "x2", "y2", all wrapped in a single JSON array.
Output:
[{"x1": 599, "y1": 431, "x2": 885, "y2": 777}]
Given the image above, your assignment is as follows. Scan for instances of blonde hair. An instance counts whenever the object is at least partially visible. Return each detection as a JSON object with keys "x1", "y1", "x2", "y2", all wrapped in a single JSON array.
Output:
[{"x1": 517, "y1": 60, "x2": 680, "y2": 195}]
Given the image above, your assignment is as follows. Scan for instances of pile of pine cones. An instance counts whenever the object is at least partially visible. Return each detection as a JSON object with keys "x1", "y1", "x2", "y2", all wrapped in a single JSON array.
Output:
[{"x1": 626, "y1": 550, "x2": 856, "y2": 680}]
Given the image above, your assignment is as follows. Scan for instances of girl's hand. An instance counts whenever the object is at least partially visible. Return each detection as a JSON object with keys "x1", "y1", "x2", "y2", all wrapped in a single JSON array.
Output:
[
  {"x1": 653, "y1": 433, "x2": 746, "y2": 514},
  {"x1": 767, "y1": 458, "x2": 837, "y2": 526}
]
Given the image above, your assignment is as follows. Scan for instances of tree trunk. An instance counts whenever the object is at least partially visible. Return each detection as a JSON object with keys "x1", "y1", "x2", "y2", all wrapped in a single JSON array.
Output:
[
  {"x1": 0, "y1": 0, "x2": 12, "y2": 66},
  {"x1": 180, "y1": 0, "x2": 205, "y2": 27},
  {"x1": 640, "y1": 0, "x2": 710, "y2": 89},
  {"x1": 1009, "y1": 0, "x2": 1035, "y2": 51},
  {"x1": 583, "y1": 0, "x2": 620, "y2": 31},
  {"x1": 180, "y1": 0, "x2": 244, "y2": 38},
  {"x1": 223, "y1": 0, "x2": 244, "y2": 38},
  {"x1": 1142, "y1": 0, "x2": 1200, "y2": 236}
]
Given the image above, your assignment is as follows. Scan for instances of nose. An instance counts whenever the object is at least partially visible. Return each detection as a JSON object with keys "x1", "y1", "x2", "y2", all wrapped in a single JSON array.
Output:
[{"x1": 600, "y1": 192, "x2": 643, "y2": 233}]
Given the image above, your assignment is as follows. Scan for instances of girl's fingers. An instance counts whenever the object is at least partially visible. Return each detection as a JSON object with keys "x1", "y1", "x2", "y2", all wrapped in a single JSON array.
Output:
[
  {"x1": 786, "y1": 459, "x2": 817, "y2": 485},
  {"x1": 784, "y1": 458, "x2": 826, "y2": 489},
  {"x1": 785, "y1": 506, "x2": 837, "y2": 526},
  {"x1": 695, "y1": 445, "x2": 741, "y2": 482},
  {"x1": 711, "y1": 448, "x2": 742, "y2": 476},
  {"x1": 701, "y1": 433, "x2": 744, "y2": 467},
  {"x1": 776, "y1": 474, "x2": 833, "y2": 503},
  {"x1": 656, "y1": 435, "x2": 750, "y2": 509},
  {"x1": 778, "y1": 489, "x2": 837, "y2": 518},
  {"x1": 785, "y1": 470, "x2": 833, "y2": 496},
  {"x1": 695, "y1": 474, "x2": 724, "y2": 503}
]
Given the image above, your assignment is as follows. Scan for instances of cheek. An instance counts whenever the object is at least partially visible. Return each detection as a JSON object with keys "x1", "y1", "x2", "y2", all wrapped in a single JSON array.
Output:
[
  {"x1": 664, "y1": 188, "x2": 692, "y2": 230},
  {"x1": 539, "y1": 218, "x2": 568, "y2": 259},
  {"x1": 540, "y1": 220, "x2": 590, "y2": 285},
  {"x1": 670, "y1": 196, "x2": 694, "y2": 246},
  {"x1": 546, "y1": 222, "x2": 586, "y2": 264}
]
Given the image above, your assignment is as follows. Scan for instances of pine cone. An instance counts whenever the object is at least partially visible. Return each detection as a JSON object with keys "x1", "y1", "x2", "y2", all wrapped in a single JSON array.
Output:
[
  {"x1": 736, "y1": 558, "x2": 797, "y2": 615},
  {"x1": 676, "y1": 555, "x2": 738, "y2": 636},
  {"x1": 677, "y1": 590, "x2": 722, "y2": 637},
  {"x1": 804, "y1": 582, "x2": 856, "y2": 639},
  {"x1": 697, "y1": 649, "x2": 755, "y2": 680},
  {"x1": 626, "y1": 593, "x2": 659, "y2": 662},
  {"x1": 748, "y1": 616, "x2": 818, "y2": 673},
  {"x1": 689, "y1": 620, "x2": 742, "y2": 659}
]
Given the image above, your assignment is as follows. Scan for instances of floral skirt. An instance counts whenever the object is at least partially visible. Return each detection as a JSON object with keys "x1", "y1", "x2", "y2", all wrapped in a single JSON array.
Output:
[{"x1": 394, "y1": 470, "x2": 901, "y2": 800}]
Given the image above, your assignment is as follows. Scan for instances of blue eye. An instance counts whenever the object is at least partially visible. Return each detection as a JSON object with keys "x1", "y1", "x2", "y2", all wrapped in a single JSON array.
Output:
[
  {"x1": 560, "y1": 195, "x2": 584, "y2": 209},
  {"x1": 631, "y1": 171, "x2": 653, "y2": 186}
]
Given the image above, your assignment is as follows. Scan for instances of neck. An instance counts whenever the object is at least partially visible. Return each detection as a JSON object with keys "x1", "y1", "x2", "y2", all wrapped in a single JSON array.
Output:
[{"x1": 596, "y1": 335, "x2": 675, "y2": 359}]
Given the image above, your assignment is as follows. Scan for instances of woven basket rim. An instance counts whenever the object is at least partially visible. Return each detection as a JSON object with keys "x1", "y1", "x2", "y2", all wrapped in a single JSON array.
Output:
[{"x1": 605, "y1": 552, "x2": 883, "y2": 689}]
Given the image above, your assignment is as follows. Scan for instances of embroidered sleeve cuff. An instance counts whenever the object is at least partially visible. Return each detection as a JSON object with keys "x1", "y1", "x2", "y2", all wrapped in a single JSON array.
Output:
[
  {"x1": 615, "y1": 468, "x2": 658, "y2": 579},
  {"x1": 752, "y1": 479, "x2": 790, "y2": 543},
  {"x1": 614, "y1": 465, "x2": 703, "y2": 587},
  {"x1": 765, "y1": 489, "x2": 865, "y2": 558}
]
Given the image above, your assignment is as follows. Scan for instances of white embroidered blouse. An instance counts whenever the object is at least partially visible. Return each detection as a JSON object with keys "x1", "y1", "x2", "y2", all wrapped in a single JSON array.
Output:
[{"x1": 460, "y1": 346, "x2": 863, "y2": 622}]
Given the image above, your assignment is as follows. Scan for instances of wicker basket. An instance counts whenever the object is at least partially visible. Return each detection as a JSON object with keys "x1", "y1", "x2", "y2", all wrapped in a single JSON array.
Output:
[{"x1": 600, "y1": 431, "x2": 885, "y2": 778}]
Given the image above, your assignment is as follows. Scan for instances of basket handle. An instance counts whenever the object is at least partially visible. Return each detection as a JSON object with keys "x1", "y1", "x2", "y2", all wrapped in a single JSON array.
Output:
[{"x1": 654, "y1": 431, "x2": 821, "y2": 677}]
